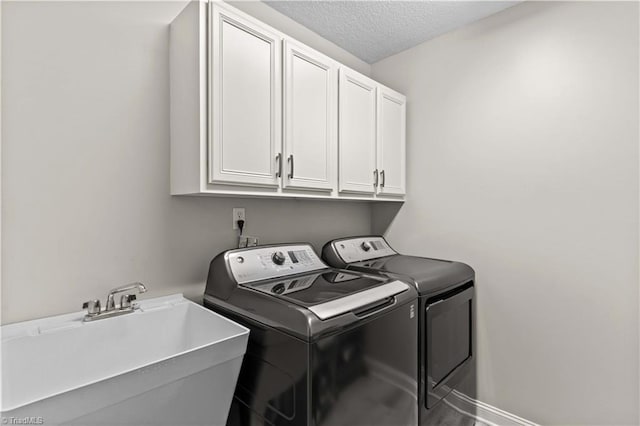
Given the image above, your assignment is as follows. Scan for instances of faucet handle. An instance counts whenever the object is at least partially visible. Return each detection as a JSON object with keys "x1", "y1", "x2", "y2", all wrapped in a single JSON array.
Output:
[
  {"x1": 120, "y1": 294, "x2": 137, "y2": 309},
  {"x1": 82, "y1": 299, "x2": 101, "y2": 315}
]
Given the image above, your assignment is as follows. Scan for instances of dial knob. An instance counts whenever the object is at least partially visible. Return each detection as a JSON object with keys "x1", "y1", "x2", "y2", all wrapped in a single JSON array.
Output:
[
  {"x1": 361, "y1": 242, "x2": 371, "y2": 252},
  {"x1": 272, "y1": 283, "x2": 285, "y2": 294},
  {"x1": 272, "y1": 251, "x2": 286, "y2": 265}
]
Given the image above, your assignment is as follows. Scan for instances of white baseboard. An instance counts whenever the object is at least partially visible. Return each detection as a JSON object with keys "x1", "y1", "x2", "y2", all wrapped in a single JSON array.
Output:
[{"x1": 443, "y1": 390, "x2": 539, "y2": 426}]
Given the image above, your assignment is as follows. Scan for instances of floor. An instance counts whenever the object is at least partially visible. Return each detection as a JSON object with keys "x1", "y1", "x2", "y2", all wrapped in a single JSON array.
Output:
[
  {"x1": 318, "y1": 372, "x2": 482, "y2": 426},
  {"x1": 426, "y1": 400, "x2": 481, "y2": 426}
]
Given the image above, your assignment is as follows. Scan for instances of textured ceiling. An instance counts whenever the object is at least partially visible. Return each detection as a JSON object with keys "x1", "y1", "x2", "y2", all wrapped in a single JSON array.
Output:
[{"x1": 265, "y1": 1, "x2": 521, "y2": 63}]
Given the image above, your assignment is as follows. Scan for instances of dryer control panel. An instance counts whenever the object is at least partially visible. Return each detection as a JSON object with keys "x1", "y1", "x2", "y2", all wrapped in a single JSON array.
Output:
[
  {"x1": 227, "y1": 244, "x2": 327, "y2": 284},
  {"x1": 330, "y1": 237, "x2": 397, "y2": 263}
]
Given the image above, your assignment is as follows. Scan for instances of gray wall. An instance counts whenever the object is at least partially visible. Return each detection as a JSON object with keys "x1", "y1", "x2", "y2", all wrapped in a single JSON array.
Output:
[
  {"x1": 1, "y1": 1, "x2": 372, "y2": 324},
  {"x1": 372, "y1": 2, "x2": 639, "y2": 425}
]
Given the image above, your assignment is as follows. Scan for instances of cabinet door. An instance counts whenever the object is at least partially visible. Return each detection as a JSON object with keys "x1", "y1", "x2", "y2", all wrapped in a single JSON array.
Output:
[
  {"x1": 283, "y1": 40, "x2": 337, "y2": 191},
  {"x1": 377, "y1": 86, "x2": 406, "y2": 196},
  {"x1": 209, "y1": 4, "x2": 281, "y2": 187},
  {"x1": 338, "y1": 68, "x2": 377, "y2": 194}
]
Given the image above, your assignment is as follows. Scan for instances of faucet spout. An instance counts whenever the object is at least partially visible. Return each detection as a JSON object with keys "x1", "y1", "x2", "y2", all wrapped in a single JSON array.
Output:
[{"x1": 105, "y1": 282, "x2": 147, "y2": 311}]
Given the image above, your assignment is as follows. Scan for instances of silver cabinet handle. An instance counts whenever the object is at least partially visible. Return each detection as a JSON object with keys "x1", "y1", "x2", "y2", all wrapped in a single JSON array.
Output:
[
  {"x1": 374, "y1": 169, "x2": 379, "y2": 187},
  {"x1": 380, "y1": 170, "x2": 385, "y2": 187},
  {"x1": 288, "y1": 155, "x2": 294, "y2": 179},
  {"x1": 275, "y1": 153, "x2": 282, "y2": 178}
]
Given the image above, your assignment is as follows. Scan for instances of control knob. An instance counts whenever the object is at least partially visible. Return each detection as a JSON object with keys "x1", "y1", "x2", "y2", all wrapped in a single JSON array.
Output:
[
  {"x1": 361, "y1": 242, "x2": 371, "y2": 252},
  {"x1": 272, "y1": 251, "x2": 286, "y2": 265}
]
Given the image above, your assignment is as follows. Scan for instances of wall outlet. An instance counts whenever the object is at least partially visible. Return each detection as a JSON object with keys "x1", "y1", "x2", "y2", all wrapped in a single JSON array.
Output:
[{"x1": 232, "y1": 208, "x2": 245, "y2": 230}]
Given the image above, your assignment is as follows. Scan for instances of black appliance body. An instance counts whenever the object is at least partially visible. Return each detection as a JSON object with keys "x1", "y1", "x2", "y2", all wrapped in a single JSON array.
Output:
[
  {"x1": 322, "y1": 236, "x2": 476, "y2": 426},
  {"x1": 204, "y1": 243, "x2": 419, "y2": 426}
]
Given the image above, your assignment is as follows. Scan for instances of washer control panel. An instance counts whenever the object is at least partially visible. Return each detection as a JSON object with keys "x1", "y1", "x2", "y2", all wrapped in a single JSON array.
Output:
[
  {"x1": 228, "y1": 244, "x2": 327, "y2": 284},
  {"x1": 332, "y1": 237, "x2": 396, "y2": 263}
]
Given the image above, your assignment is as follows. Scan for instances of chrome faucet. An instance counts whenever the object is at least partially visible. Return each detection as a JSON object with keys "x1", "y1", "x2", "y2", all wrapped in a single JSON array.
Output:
[
  {"x1": 82, "y1": 282, "x2": 147, "y2": 322},
  {"x1": 105, "y1": 282, "x2": 147, "y2": 311}
]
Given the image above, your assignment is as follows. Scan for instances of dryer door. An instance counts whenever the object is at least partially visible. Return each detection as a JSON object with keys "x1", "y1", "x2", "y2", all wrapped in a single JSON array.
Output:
[{"x1": 425, "y1": 283, "x2": 474, "y2": 408}]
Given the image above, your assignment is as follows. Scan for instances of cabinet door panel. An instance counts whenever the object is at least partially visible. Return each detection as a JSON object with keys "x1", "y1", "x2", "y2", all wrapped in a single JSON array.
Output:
[
  {"x1": 338, "y1": 69, "x2": 377, "y2": 194},
  {"x1": 377, "y1": 88, "x2": 406, "y2": 196},
  {"x1": 283, "y1": 41, "x2": 336, "y2": 191},
  {"x1": 210, "y1": 5, "x2": 281, "y2": 187}
]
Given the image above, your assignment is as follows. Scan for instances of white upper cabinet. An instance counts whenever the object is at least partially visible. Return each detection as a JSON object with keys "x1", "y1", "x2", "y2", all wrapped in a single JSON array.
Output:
[
  {"x1": 338, "y1": 68, "x2": 377, "y2": 194},
  {"x1": 170, "y1": 1, "x2": 405, "y2": 202},
  {"x1": 209, "y1": 4, "x2": 281, "y2": 187},
  {"x1": 283, "y1": 40, "x2": 337, "y2": 192},
  {"x1": 377, "y1": 86, "x2": 406, "y2": 196}
]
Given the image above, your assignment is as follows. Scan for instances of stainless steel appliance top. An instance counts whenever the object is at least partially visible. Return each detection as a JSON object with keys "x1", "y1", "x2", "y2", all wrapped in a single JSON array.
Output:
[
  {"x1": 204, "y1": 243, "x2": 416, "y2": 340},
  {"x1": 322, "y1": 236, "x2": 474, "y2": 296}
]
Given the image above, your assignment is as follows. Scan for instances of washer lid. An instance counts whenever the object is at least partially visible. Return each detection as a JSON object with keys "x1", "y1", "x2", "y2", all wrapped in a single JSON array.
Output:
[{"x1": 240, "y1": 270, "x2": 391, "y2": 307}]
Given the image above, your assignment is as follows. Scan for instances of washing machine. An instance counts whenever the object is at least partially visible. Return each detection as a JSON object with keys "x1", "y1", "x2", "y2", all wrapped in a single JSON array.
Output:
[
  {"x1": 322, "y1": 236, "x2": 476, "y2": 425},
  {"x1": 204, "y1": 243, "x2": 419, "y2": 426}
]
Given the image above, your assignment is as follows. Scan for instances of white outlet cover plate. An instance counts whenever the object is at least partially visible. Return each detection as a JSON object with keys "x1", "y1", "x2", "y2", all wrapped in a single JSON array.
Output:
[{"x1": 232, "y1": 208, "x2": 245, "y2": 230}]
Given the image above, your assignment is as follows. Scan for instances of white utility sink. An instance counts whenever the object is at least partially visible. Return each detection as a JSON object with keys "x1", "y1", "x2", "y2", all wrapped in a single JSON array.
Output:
[{"x1": 1, "y1": 294, "x2": 249, "y2": 425}]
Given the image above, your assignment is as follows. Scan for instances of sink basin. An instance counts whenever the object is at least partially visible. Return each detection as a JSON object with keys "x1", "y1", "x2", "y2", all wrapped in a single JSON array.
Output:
[{"x1": 1, "y1": 294, "x2": 249, "y2": 425}]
